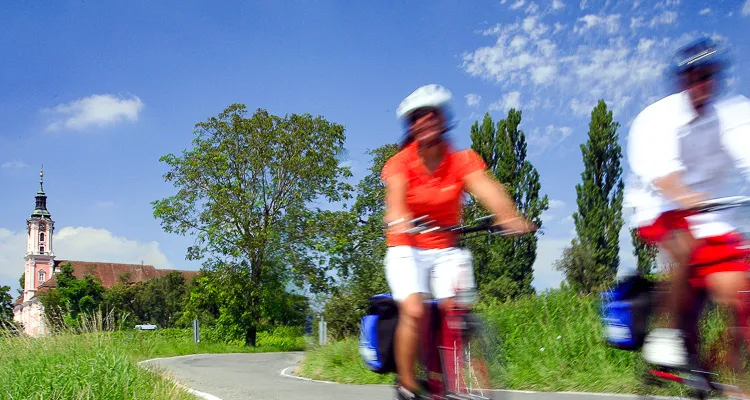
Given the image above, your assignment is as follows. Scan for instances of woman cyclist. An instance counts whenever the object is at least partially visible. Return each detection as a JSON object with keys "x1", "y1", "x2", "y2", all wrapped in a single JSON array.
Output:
[{"x1": 382, "y1": 84, "x2": 536, "y2": 399}]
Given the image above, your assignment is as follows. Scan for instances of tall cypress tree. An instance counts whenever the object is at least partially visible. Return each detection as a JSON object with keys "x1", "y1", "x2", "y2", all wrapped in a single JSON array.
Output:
[
  {"x1": 631, "y1": 228, "x2": 658, "y2": 276},
  {"x1": 467, "y1": 110, "x2": 549, "y2": 300},
  {"x1": 563, "y1": 100, "x2": 624, "y2": 293}
]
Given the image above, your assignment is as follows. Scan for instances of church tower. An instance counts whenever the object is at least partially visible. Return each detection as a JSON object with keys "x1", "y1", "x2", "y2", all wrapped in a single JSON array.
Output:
[{"x1": 23, "y1": 166, "x2": 56, "y2": 302}]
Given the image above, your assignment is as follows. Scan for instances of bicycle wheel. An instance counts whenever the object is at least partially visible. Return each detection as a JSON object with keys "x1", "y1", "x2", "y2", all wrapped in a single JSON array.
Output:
[{"x1": 440, "y1": 312, "x2": 503, "y2": 399}]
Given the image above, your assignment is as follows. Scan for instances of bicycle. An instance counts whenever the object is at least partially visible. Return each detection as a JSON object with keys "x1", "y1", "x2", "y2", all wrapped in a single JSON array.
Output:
[
  {"x1": 603, "y1": 196, "x2": 750, "y2": 400},
  {"x1": 389, "y1": 214, "x2": 514, "y2": 399}
]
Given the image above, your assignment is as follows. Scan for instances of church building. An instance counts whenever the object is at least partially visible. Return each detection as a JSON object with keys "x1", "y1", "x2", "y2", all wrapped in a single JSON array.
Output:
[{"x1": 13, "y1": 169, "x2": 199, "y2": 336}]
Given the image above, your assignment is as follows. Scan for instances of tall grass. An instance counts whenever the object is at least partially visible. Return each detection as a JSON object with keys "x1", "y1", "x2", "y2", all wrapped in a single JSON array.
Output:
[
  {"x1": 298, "y1": 288, "x2": 738, "y2": 395},
  {"x1": 1, "y1": 310, "x2": 307, "y2": 400}
]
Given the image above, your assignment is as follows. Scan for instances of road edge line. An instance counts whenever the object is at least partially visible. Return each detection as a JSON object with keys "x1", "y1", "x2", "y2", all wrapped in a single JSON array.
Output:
[
  {"x1": 138, "y1": 357, "x2": 225, "y2": 400},
  {"x1": 279, "y1": 364, "x2": 679, "y2": 399}
]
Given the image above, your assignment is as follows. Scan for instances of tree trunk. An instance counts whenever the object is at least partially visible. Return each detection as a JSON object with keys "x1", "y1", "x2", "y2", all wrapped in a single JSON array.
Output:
[
  {"x1": 245, "y1": 256, "x2": 263, "y2": 347},
  {"x1": 245, "y1": 323, "x2": 257, "y2": 347}
]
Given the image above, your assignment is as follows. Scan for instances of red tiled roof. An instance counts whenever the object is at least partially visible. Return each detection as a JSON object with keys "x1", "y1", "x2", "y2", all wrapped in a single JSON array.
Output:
[{"x1": 37, "y1": 260, "x2": 200, "y2": 289}]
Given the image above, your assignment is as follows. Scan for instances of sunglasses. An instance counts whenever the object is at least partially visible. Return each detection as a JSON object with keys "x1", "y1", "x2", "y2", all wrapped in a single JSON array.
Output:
[
  {"x1": 408, "y1": 107, "x2": 440, "y2": 125},
  {"x1": 682, "y1": 66, "x2": 718, "y2": 86}
]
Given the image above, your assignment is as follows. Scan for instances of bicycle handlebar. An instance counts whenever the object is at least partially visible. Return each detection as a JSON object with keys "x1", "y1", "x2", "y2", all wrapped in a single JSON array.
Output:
[
  {"x1": 397, "y1": 214, "x2": 528, "y2": 237},
  {"x1": 691, "y1": 196, "x2": 750, "y2": 213}
]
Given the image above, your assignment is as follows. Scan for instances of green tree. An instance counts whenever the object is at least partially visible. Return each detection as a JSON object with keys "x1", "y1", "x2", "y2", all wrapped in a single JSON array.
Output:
[
  {"x1": 563, "y1": 100, "x2": 624, "y2": 293},
  {"x1": 18, "y1": 273, "x2": 24, "y2": 298},
  {"x1": 1, "y1": 285, "x2": 14, "y2": 323},
  {"x1": 323, "y1": 144, "x2": 398, "y2": 338},
  {"x1": 38, "y1": 262, "x2": 106, "y2": 328},
  {"x1": 152, "y1": 104, "x2": 352, "y2": 346},
  {"x1": 134, "y1": 271, "x2": 189, "y2": 328},
  {"x1": 554, "y1": 240, "x2": 599, "y2": 293},
  {"x1": 466, "y1": 111, "x2": 549, "y2": 300},
  {"x1": 631, "y1": 228, "x2": 658, "y2": 276}
]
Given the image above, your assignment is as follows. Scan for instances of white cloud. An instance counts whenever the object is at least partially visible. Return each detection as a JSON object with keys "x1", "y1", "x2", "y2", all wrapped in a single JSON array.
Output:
[
  {"x1": 463, "y1": 11, "x2": 677, "y2": 128},
  {"x1": 0, "y1": 226, "x2": 175, "y2": 297},
  {"x1": 553, "y1": 22, "x2": 566, "y2": 34},
  {"x1": 53, "y1": 227, "x2": 173, "y2": 269},
  {"x1": 699, "y1": 8, "x2": 711, "y2": 15},
  {"x1": 570, "y1": 99, "x2": 595, "y2": 116},
  {"x1": 579, "y1": 0, "x2": 588, "y2": 10},
  {"x1": 559, "y1": 215, "x2": 574, "y2": 224},
  {"x1": 743, "y1": 0, "x2": 750, "y2": 16},
  {"x1": 552, "y1": 0, "x2": 565, "y2": 10},
  {"x1": 531, "y1": 65, "x2": 557, "y2": 84},
  {"x1": 636, "y1": 38, "x2": 656, "y2": 53},
  {"x1": 525, "y1": 2, "x2": 539, "y2": 14},
  {"x1": 630, "y1": 16, "x2": 645, "y2": 30},
  {"x1": 510, "y1": 0, "x2": 525, "y2": 10},
  {"x1": 465, "y1": 93, "x2": 482, "y2": 107},
  {"x1": 549, "y1": 199, "x2": 565, "y2": 209},
  {"x1": 649, "y1": 11, "x2": 678, "y2": 26},
  {"x1": 490, "y1": 91, "x2": 522, "y2": 111},
  {"x1": 0, "y1": 228, "x2": 26, "y2": 293},
  {"x1": 529, "y1": 125, "x2": 572, "y2": 152},
  {"x1": 522, "y1": 16, "x2": 549, "y2": 38},
  {"x1": 574, "y1": 14, "x2": 621, "y2": 35},
  {"x1": 1, "y1": 160, "x2": 28, "y2": 169},
  {"x1": 44, "y1": 94, "x2": 144, "y2": 132}
]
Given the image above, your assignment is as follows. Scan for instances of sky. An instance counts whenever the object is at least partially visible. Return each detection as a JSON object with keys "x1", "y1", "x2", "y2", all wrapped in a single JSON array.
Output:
[{"x1": 2, "y1": 0, "x2": 749, "y2": 296}]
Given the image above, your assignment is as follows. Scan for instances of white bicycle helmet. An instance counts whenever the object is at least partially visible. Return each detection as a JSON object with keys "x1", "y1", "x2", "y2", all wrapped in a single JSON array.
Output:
[{"x1": 396, "y1": 84, "x2": 453, "y2": 122}]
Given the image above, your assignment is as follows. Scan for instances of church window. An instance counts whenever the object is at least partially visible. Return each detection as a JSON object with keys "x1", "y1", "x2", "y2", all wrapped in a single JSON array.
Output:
[
  {"x1": 40, "y1": 246, "x2": 45, "y2": 254},
  {"x1": 40, "y1": 232, "x2": 45, "y2": 242},
  {"x1": 38, "y1": 270, "x2": 46, "y2": 282}
]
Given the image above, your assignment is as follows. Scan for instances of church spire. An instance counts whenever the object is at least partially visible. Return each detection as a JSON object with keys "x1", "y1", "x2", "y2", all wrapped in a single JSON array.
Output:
[{"x1": 32, "y1": 165, "x2": 50, "y2": 218}]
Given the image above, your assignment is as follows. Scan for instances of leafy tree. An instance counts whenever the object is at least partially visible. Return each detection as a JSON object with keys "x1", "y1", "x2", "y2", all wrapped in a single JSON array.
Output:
[
  {"x1": 1, "y1": 285, "x2": 14, "y2": 323},
  {"x1": 323, "y1": 144, "x2": 398, "y2": 338},
  {"x1": 563, "y1": 100, "x2": 624, "y2": 293},
  {"x1": 554, "y1": 240, "x2": 604, "y2": 293},
  {"x1": 38, "y1": 262, "x2": 106, "y2": 328},
  {"x1": 631, "y1": 229, "x2": 658, "y2": 276},
  {"x1": 466, "y1": 111, "x2": 549, "y2": 300},
  {"x1": 17, "y1": 273, "x2": 24, "y2": 298},
  {"x1": 152, "y1": 104, "x2": 352, "y2": 346}
]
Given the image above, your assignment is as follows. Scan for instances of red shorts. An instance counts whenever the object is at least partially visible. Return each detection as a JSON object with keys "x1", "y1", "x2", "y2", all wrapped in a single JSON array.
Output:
[{"x1": 637, "y1": 210, "x2": 749, "y2": 287}]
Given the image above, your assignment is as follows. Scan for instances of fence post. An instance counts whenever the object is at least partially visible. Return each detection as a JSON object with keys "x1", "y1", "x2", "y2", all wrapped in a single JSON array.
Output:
[
  {"x1": 318, "y1": 315, "x2": 327, "y2": 346},
  {"x1": 193, "y1": 319, "x2": 200, "y2": 343}
]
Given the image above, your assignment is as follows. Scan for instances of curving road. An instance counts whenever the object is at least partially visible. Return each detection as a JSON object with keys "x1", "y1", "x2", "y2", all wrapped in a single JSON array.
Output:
[{"x1": 140, "y1": 352, "x2": 665, "y2": 400}]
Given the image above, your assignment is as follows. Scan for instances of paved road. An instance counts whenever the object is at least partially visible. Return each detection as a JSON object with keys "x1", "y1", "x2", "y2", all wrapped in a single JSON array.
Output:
[{"x1": 141, "y1": 352, "x2": 672, "y2": 400}]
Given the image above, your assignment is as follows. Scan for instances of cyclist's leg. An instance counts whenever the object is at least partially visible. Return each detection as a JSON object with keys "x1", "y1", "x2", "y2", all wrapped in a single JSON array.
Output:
[
  {"x1": 385, "y1": 246, "x2": 429, "y2": 396},
  {"x1": 682, "y1": 230, "x2": 750, "y2": 373},
  {"x1": 432, "y1": 248, "x2": 482, "y2": 392},
  {"x1": 641, "y1": 213, "x2": 697, "y2": 367}
]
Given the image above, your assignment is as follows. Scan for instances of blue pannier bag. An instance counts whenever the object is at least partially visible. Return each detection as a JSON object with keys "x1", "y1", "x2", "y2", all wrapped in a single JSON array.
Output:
[
  {"x1": 600, "y1": 273, "x2": 655, "y2": 351},
  {"x1": 359, "y1": 293, "x2": 399, "y2": 374}
]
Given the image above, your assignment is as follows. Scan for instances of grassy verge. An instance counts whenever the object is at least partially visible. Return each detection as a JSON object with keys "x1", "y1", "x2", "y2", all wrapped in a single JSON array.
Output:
[
  {"x1": 1, "y1": 316, "x2": 306, "y2": 400},
  {"x1": 299, "y1": 288, "x2": 735, "y2": 396}
]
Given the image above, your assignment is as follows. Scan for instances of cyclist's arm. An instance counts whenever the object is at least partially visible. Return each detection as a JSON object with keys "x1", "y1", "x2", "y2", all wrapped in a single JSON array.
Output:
[
  {"x1": 382, "y1": 159, "x2": 411, "y2": 226},
  {"x1": 627, "y1": 110, "x2": 698, "y2": 208},
  {"x1": 719, "y1": 96, "x2": 750, "y2": 182},
  {"x1": 463, "y1": 170, "x2": 521, "y2": 224}
]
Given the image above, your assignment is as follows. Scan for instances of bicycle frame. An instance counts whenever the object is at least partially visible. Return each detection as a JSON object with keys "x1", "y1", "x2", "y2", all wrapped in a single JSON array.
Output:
[{"x1": 403, "y1": 215, "x2": 508, "y2": 399}]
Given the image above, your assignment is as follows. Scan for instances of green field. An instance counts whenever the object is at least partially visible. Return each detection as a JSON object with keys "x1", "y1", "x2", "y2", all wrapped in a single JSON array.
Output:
[
  {"x1": 0, "y1": 316, "x2": 306, "y2": 400},
  {"x1": 298, "y1": 288, "x2": 738, "y2": 396}
]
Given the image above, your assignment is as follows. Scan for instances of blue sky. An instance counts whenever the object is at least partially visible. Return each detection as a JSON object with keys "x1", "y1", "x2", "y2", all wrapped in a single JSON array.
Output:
[{"x1": 2, "y1": 0, "x2": 749, "y2": 295}]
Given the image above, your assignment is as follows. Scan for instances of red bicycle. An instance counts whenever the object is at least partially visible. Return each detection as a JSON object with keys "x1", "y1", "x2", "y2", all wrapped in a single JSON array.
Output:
[
  {"x1": 604, "y1": 196, "x2": 750, "y2": 399},
  {"x1": 398, "y1": 215, "x2": 510, "y2": 399}
]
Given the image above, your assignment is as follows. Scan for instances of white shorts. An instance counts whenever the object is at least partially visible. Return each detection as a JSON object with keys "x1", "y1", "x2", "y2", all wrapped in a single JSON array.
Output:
[{"x1": 384, "y1": 246, "x2": 476, "y2": 302}]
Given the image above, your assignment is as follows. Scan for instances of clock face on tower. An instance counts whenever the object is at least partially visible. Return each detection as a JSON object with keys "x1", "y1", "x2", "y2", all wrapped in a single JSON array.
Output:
[{"x1": 40, "y1": 221, "x2": 46, "y2": 231}]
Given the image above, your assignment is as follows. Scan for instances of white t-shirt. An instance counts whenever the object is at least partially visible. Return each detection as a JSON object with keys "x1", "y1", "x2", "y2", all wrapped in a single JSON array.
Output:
[{"x1": 624, "y1": 91, "x2": 750, "y2": 238}]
